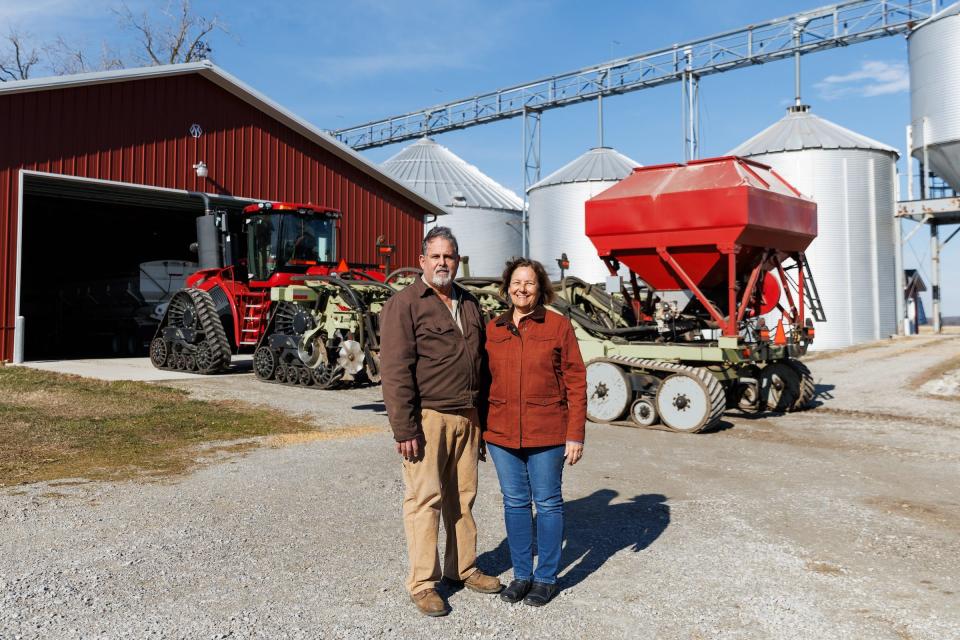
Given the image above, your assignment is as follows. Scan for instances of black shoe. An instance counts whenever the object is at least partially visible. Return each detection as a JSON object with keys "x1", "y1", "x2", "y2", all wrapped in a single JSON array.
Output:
[
  {"x1": 499, "y1": 579, "x2": 532, "y2": 603},
  {"x1": 522, "y1": 581, "x2": 558, "y2": 607}
]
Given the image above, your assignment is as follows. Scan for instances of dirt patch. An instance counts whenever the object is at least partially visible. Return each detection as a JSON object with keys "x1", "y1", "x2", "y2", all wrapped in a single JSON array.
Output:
[
  {"x1": 805, "y1": 560, "x2": 844, "y2": 576},
  {"x1": 267, "y1": 426, "x2": 383, "y2": 447},
  {"x1": 865, "y1": 497, "x2": 960, "y2": 532},
  {"x1": 719, "y1": 417, "x2": 959, "y2": 461},
  {"x1": 812, "y1": 406, "x2": 959, "y2": 429},
  {"x1": 803, "y1": 338, "x2": 898, "y2": 361},
  {"x1": 910, "y1": 353, "x2": 960, "y2": 391}
]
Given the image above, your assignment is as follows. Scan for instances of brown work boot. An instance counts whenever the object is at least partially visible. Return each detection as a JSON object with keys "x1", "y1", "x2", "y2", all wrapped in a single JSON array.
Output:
[
  {"x1": 409, "y1": 588, "x2": 449, "y2": 617},
  {"x1": 462, "y1": 569, "x2": 503, "y2": 594}
]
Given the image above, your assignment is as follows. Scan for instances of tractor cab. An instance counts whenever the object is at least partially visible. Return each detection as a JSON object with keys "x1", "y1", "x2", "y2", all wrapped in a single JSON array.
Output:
[{"x1": 241, "y1": 202, "x2": 340, "y2": 286}]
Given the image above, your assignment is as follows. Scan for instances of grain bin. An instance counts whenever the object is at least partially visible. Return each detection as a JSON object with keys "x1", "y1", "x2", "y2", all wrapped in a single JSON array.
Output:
[
  {"x1": 381, "y1": 137, "x2": 523, "y2": 276},
  {"x1": 528, "y1": 147, "x2": 640, "y2": 282},
  {"x1": 908, "y1": 3, "x2": 960, "y2": 191},
  {"x1": 729, "y1": 105, "x2": 899, "y2": 350}
]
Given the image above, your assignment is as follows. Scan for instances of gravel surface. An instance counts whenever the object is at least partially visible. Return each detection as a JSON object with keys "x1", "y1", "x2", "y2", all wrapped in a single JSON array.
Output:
[{"x1": 2, "y1": 334, "x2": 959, "y2": 639}]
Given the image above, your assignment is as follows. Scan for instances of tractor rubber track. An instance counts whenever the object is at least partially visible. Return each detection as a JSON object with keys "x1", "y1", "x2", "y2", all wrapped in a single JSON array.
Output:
[
  {"x1": 590, "y1": 355, "x2": 726, "y2": 433},
  {"x1": 153, "y1": 288, "x2": 232, "y2": 374}
]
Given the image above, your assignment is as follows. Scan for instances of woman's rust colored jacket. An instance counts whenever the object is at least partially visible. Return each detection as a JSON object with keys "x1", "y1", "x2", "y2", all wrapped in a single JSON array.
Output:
[{"x1": 483, "y1": 305, "x2": 587, "y2": 449}]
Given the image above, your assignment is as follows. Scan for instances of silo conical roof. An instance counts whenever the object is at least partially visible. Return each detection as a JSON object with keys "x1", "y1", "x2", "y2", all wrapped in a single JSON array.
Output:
[
  {"x1": 381, "y1": 137, "x2": 523, "y2": 212},
  {"x1": 528, "y1": 147, "x2": 640, "y2": 192},
  {"x1": 728, "y1": 106, "x2": 898, "y2": 157}
]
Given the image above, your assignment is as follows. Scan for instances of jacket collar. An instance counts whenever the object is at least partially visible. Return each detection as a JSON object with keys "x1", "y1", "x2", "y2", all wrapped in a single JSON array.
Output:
[{"x1": 494, "y1": 305, "x2": 547, "y2": 326}]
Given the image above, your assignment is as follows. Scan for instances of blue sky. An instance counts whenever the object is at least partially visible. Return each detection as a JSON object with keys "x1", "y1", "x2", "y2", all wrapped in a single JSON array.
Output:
[{"x1": 5, "y1": 0, "x2": 956, "y2": 315}]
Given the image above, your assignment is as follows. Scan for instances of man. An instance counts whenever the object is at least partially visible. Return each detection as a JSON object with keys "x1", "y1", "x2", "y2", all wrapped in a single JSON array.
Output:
[{"x1": 380, "y1": 226, "x2": 503, "y2": 617}]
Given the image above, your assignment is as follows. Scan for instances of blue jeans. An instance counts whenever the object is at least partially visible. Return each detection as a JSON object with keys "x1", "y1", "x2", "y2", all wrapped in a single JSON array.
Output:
[{"x1": 487, "y1": 443, "x2": 565, "y2": 584}]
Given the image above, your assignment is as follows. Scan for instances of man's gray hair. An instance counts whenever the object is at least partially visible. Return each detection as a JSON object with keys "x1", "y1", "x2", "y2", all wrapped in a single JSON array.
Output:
[{"x1": 422, "y1": 226, "x2": 459, "y2": 256}]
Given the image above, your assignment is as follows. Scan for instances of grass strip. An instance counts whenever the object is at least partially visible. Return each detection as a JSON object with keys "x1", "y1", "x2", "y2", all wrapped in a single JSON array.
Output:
[{"x1": 0, "y1": 366, "x2": 317, "y2": 486}]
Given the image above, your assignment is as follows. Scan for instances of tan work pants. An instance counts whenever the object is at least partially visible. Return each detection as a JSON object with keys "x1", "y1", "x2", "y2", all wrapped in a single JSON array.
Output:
[{"x1": 402, "y1": 407, "x2": 481, "y2": 595}]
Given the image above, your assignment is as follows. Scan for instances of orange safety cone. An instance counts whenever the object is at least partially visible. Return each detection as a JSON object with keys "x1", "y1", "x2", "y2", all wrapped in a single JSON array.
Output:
[{"x1": 773, "y1": 318, "x2": 787, "y2": 345}]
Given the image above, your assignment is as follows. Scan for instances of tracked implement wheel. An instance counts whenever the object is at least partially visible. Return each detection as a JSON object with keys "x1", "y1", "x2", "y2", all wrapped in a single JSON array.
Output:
[
  {"x1": 630, "y1": 398, "x2": 659, "y2": 427},
  {"x1": 586, "y1": 361, "x2": 632, "y2": 423},
  {"x1": 761, "y1": 362, "x2": 801, "y2": 413},
  {"x1": 655, "y1": 371, "x2": 723, "y2": 433},
  {"x1": 785, "y1": 360, "x2": 816, "y2": 411}
]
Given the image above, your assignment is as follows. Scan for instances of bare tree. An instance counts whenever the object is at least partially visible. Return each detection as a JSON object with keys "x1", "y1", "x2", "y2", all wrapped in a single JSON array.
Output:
[
  {"x1": 0, "y1": 29, "x2": 41, "y2": 81},
  {"x1": 47, "y1": 36, "x2": 125, "y2": 76},
  {"x1": 115, "y1": 0, "x2": 225, "y2": 65},
  {"x1": 0, "y1": 1, "x2": 223, "y2": 82}
]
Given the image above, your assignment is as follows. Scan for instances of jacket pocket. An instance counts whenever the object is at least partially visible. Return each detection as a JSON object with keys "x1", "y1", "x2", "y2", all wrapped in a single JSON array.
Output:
[
  {"x1": 427, "y1": 324, "x2": 454, "y2": 335},
  {"x1": 524, "y1": 395, "x2": 568, "y2": 437},
  {"x1": 485, "y1": 397, "x2": 508, "y2": 434}
]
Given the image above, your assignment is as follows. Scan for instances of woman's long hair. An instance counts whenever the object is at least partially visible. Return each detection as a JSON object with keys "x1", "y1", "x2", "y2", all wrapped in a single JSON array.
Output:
[{"x1": 499, "y1": 257, "x2": 555, "y2": 307}]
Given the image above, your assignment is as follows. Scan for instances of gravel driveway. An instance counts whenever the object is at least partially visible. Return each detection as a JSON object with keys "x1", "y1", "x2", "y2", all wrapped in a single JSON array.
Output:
[{"x1": 2, "y1": 334, "x2": 959, "y2": 639}]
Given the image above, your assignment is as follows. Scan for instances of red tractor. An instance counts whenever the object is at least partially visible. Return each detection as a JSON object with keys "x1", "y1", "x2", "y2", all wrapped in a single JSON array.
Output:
[{"x1": 149, "y1": 201, "x2": 385, "y2": 375}]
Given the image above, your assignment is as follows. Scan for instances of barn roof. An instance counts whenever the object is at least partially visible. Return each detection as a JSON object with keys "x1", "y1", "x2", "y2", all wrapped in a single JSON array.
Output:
[{"x1": 0, "y1": 61, "x2": 444, "y2": 218}]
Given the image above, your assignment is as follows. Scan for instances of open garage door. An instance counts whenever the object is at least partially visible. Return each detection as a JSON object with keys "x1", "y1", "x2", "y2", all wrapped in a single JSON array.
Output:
[{"x1": 18, "y1": 173, "x2": 248, "y2": 360}]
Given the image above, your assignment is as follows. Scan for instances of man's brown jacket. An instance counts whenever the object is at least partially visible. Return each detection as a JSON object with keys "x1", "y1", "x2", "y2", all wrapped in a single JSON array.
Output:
[{"x1": 379, "y1": 277, "x2": 487, "y2": 441}]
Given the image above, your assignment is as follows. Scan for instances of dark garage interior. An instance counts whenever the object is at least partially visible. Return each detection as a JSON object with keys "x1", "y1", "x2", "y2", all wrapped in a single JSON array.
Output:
[{"x1": 19, "y1": 177, "x2": 243, "y2": 360}]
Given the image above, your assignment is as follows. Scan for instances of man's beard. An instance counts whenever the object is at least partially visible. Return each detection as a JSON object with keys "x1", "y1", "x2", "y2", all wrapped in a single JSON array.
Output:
[{"x1": 431, "y1": 269, "x2": 452, "y2": 287}]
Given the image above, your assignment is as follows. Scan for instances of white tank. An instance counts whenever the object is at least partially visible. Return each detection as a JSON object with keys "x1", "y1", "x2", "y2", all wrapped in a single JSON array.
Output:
[
  {"x1": 528, "y1": 147, "x2": 640, "y2": 282},
  {"x1": 908, "y1": 4, "x2": 960, "y2": 191},
  {"x1": 381, "y1": 137, "x2": 523, "y2": 277},
  {"x1": 730, "y1": 105, "x2": 899, "y2": 350}
]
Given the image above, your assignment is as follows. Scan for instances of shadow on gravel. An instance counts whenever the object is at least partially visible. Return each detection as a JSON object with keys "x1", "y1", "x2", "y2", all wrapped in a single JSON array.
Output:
[
  {"x1": 352, "y1": 402, "x2": 387, "y2": 414},
  {"x1": 476, "y1": 490, "x2": 669, "y2": 590},
  {"x1": 814, "y1": 383, "x2": 835, "y2": 402}
]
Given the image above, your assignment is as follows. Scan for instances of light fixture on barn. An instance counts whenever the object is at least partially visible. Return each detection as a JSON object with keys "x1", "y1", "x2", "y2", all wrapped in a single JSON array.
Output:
[{"x1": 193, "y1": 161, "x2": 208, "y2": 178}]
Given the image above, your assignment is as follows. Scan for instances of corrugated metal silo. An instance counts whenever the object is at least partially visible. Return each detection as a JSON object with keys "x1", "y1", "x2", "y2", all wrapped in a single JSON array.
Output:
[
  {"x1": 729, "y1": 105, "x2": 899, "y2": 350},
  {"x1": 908, "y1": 3, "x2": 960, "y2": 191},
  {"x1": 528, "y1": 147, "x2": 640, "y2": 282},
  {"x1": 381, "y1": 137, "x2": 523, "y2": 277}
]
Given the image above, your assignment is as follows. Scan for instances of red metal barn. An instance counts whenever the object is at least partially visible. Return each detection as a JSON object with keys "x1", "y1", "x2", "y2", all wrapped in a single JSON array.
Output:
[{"x1": 0, "y1": 62, "x2": 441, "y2": 362}]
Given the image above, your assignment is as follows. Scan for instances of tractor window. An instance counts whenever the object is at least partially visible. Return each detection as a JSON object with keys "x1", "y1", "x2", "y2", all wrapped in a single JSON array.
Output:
[
  {"x1": 245, "y1": 214, "x2": 280, "y2": 281},
  {"x1": 279, "y1": 214, "x2": 337, "y2": 267}
]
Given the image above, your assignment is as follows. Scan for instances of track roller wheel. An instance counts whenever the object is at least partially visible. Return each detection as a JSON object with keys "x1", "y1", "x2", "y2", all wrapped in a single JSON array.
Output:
[
  {"x1": 253, "y1": 346, "x2": 276, "y2": 380},
  {"x1": 275, "y1": 364, "x2": 288, "y2": 384},
  {"x1": 630, "y1": 398, "x2": 658, "y2": 427},
  {"x1": 184, "y1": 353, "x2": 197, "y2": 372},
  {"x1": 655, "y1": 371, "x2": 723, "y2": 433},
  {"x1": 312, "y1": 363, "x2": 342, "y2": 389},
  {"x1": 785, "y1": 360, "x2": 815, "y2": 411},
  {"x1": 586, "y1": 360, "x2": 631, "y2": 423},
  {"x1": 149, "y1": 338, "x2": 168, "y2": 368},
  {"x1": 194, "y1": 343, "x2": 215, "y2": 374},
  {"x1": 761, "y1": 362, "x2": 801, "y2": 413},
  {"x1": 297, "y1": 367, "x2": 313, "y2": 386},
  {"x1": 174, "y1": 353, "x2": 186, "y2": 370}
]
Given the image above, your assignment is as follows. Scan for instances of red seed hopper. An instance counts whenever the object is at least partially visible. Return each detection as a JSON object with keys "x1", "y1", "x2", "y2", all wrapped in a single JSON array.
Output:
[{"x1": 585, "y1": 156, "x2": 817, "y2": 337}]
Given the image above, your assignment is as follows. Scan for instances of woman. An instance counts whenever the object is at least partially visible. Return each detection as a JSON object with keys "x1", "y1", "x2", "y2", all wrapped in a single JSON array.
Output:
[{"x1": 483, "y1": 257, "x2": 587, "y2": 607}]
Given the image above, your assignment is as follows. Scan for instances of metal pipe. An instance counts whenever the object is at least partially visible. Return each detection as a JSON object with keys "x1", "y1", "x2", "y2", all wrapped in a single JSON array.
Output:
[
  {"x1": 521, "y1": 109, "x2": 528, "y2": 258},
  {"x1": 893, "y1": 162, "x2": 905, "y2": 335},
  {"x1": 794, "y1": 25, "x2": 802, "y2": 107},
  {"x1": 906, "y1": 124, "x2": 914, "y2": 201},
  {"x1": 190, "y1": 191, "x2": 222, "y2": 269},
  {"x1": 931, "y1": 223, "x2": 941, "y2": 333},
  {"x1": 598, "y1": 92, "x2": 604, "y2": 148}
]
